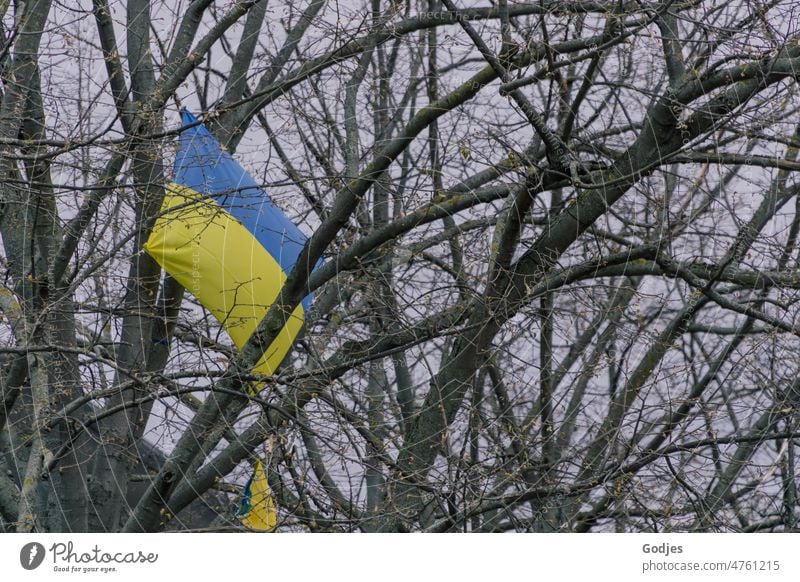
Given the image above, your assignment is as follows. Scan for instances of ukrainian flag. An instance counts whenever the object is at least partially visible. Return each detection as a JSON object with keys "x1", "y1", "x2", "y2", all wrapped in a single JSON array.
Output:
[
  {"x1": 236, "y1": 460, "x2": 277, "y2": 531},
  {"x1": 144, "y1": 109, "x2": 312, "y2": 384}
]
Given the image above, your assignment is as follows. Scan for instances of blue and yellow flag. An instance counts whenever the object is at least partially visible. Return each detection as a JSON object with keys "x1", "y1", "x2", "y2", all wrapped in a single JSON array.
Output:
[
  {"x1": 236, "y1": 460, "x2": 277, "y2": 531},
  {"x1": 144, "y1": 108, "x2": 312, "y2": 382},
  {"x1": 145, "y1": 109, "x2": 310, "y2": 531}
]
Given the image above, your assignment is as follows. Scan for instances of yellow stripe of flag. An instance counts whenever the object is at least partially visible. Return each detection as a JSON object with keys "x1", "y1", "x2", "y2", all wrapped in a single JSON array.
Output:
[{"x1": 143, "y1": 183, "x2": 305, "y2": 385}]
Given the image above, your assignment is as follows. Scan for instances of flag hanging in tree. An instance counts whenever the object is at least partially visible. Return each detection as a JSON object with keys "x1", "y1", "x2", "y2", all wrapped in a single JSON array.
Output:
[
  {"x1": 236, "y1": 460, "x2": 277, "y2": 531},
  {"x1": 144, "y1": 108, "x2": 313, "y2": 384},
  {"x1": 144, "y1": 109, "x2": 310, "y2": 531}
]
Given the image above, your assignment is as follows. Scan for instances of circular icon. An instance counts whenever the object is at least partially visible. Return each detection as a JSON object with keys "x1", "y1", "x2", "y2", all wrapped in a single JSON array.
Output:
[{"x1": 20, "y1": 542, "x2": 46, "y2": 570}]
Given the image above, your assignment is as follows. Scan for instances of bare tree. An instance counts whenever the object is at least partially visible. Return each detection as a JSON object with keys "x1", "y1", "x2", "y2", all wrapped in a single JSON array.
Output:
[{"x1": 1, "y1": 0, "x2": 800, "y2": 533}]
